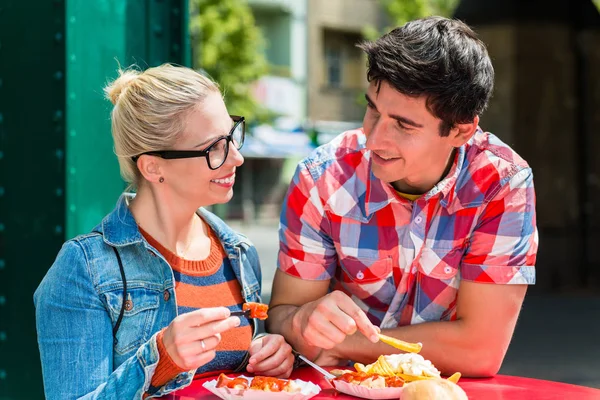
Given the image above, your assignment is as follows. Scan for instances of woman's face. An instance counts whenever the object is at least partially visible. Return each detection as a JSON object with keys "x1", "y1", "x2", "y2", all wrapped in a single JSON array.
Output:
[{"x1": 159, "y1": 92, "x2": 244, "y2": 208}]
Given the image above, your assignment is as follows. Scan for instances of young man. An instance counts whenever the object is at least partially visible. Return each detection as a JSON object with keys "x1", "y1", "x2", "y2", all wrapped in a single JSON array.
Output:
[{"x1": 267, "y1": 16, "x2": 538, "y2": 377}]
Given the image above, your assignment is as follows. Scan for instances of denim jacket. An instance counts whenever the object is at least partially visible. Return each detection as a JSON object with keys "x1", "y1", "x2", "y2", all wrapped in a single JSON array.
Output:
[{"x1": 34, "y1": 195, "x2": 263, "y2": 399}]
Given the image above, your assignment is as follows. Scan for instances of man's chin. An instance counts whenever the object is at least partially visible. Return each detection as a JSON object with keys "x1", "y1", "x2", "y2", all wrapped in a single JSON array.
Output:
[{"x1": 371, "y1": 165, "x2": 404, "y2": 185}]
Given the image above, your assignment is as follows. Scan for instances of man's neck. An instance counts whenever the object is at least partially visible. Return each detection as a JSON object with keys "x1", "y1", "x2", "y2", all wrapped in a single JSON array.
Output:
[{"x1": 391, "y1": 148, "x2": 457, "y2": 195}]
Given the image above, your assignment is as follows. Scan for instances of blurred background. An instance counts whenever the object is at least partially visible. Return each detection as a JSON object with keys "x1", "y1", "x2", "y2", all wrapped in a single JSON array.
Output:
[{"x1": 1, "y1": 0, "x2": 600, "y2": 398}]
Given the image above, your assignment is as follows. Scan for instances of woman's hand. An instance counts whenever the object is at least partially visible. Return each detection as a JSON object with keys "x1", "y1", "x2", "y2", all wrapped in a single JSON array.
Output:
[
  {"x1": 162, "y1": 307, "x2": 240, "y2": 370},
  {"x1": 246, "y1": 334, "x2": 295, "y2": 378}
]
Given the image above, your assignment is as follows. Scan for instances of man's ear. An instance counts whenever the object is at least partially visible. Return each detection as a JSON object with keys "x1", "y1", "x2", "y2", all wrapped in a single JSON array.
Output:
[
  {"x1": 136, "y1": 155, "x2": 163, "y2": 184},
  {"x1": 448, "y1": 115, "x2": 479, "y2": 147}
]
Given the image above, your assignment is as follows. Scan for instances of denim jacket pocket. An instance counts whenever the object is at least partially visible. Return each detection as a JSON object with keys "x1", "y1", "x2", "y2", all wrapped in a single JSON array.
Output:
[{"x1": 102, "y1": 285, "x2": 161, "y2": 355}]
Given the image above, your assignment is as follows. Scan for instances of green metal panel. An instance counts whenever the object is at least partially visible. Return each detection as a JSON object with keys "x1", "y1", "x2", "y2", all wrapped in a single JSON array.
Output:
[
  {"x1": 0, "y1": 0, "x2": 66, "y2": 398},
  {"x1": 0, "y1": 0, "x2": 190, "y2": 397},
  {"x1": 65, "y1": 0, "x2": 129, "y2": 240},
  {"x1": 66, "y1": 0, "x2": 190, "y2": 239}
]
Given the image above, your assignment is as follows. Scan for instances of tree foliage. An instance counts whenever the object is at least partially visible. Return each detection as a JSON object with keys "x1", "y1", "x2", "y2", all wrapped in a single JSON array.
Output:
[
  {"x1": 364, "y1": 0, "x2": 460, "y2": 39},
  {"x1": 190, "y1": 0, "x2": 268, "y2": 122}
]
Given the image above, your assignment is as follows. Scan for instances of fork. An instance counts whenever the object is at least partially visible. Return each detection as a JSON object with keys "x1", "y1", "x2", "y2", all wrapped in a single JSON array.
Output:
[
  {"x1": 293, "y1": 350, "x2": 336, "y2": 380},
  {"x1": 230, "y1": 309, "x2": 251, "y2": 318}
]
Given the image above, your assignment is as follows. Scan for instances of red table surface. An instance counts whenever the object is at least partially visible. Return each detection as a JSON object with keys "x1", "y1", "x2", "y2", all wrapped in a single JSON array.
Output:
[{"x1": 163, "y1": 367, "x2": 600, "y2": 400}]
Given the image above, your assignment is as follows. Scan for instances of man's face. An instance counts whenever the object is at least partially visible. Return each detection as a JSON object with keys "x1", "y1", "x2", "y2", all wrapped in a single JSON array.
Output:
[{"x1": 363, "y1": 80, "x2": 460, "y2": 194}]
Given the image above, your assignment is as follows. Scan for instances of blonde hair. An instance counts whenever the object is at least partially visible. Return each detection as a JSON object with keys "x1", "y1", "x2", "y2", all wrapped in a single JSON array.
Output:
[{"x1": 104, "y1": 63, "x2": 220, "y2": 186}]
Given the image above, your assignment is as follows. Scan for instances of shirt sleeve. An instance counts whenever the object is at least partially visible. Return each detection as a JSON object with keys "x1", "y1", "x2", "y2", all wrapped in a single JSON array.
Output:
[
  {"x1": 277, "y1": 162, "x2": 338, "y2": 280},
  {"x1": 461, "y1": 168, "x2": 538, "y2": 284}
]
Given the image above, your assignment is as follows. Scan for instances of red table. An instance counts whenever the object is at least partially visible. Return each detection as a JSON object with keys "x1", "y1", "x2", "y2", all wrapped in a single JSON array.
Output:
[{"x1": 164, "y1": 367, "x2": 600, "y2": 400}]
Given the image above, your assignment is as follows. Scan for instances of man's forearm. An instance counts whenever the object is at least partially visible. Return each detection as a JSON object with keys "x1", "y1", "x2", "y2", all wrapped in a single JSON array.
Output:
[
  {"x1": 331, "y1": 319, "x2": 505, "y2": 377},
  {"x1": 265, "y1": 304, "x2": 322, "y2": 360}
]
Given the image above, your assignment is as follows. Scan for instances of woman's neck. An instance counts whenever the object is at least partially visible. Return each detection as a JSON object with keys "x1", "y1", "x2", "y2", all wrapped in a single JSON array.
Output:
[{"x1": 129, "y1": 186, "x2": 209, "y2": 259}]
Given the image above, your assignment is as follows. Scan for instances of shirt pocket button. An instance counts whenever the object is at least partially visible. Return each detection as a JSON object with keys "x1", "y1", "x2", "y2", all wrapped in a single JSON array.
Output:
[{"x1": 163, "y1": 290, "x2": 170, "y2": 301}]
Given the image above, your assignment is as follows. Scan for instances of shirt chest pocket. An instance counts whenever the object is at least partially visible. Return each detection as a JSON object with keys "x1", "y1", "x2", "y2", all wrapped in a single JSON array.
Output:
[
  {"x1": 415, "y1": 247, "x2": 463, "y2": 321},
  {"x1": 339, "y1": 256, "x2": 393, "y2": 283},
  {"x1": 103, "y1": 286, "x2": 161, "y2": 355}
]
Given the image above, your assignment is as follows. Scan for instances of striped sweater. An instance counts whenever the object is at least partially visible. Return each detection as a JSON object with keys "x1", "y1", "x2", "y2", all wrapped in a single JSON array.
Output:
[{"x1": 140, "y1": 225, "x2": 253, "y2": 388}]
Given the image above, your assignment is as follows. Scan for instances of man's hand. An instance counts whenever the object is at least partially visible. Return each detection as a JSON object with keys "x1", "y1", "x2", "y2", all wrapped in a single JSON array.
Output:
[
  {"x1": 292, "y1": 290, "x2": 380, "y2": 351},
  {"x1": 246, "y1": 334, "x2": 294, "y2": 378}
]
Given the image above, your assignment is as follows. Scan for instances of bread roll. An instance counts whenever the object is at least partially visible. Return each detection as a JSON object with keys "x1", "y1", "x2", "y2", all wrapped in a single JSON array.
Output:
[{"x1": 401, "y1": 379, "x2": 468, "y2": 400}]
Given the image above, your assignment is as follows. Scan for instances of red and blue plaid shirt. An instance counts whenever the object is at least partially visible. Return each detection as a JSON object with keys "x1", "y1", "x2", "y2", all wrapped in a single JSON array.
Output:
[{"x1": 278, "y1": 128, "x2": 537, "y2": 328}]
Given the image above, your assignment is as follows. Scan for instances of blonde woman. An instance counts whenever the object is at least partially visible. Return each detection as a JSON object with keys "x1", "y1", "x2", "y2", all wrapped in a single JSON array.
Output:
[{"x1": 34, "y1": 64, "x2": 294, "y2": 399}]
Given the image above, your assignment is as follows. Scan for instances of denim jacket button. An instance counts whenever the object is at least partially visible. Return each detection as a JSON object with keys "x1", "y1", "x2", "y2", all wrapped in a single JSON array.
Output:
[
  {"x1": 163, "y1": 290, "x2": 170, "y2": 301},
  {"x1": 124, "y1": 299, "x2": 133, "y2": 311}
]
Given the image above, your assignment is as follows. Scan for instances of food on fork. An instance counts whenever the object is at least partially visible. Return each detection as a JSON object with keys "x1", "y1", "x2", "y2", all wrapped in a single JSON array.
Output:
[{"x1": 242, "y1": 302, "x2": 269, "y2": 320}]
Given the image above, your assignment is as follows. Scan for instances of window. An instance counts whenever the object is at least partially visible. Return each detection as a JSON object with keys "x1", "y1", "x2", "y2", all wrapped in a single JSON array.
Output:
[{"x1": 325, "y1": 47, "x2": 342, "y2": 88}]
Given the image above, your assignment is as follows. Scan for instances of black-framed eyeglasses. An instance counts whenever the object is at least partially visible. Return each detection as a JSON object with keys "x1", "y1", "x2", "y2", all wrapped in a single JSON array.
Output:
[{"x1": 132, "y1": 115, "x2": 245, "y2": 170}]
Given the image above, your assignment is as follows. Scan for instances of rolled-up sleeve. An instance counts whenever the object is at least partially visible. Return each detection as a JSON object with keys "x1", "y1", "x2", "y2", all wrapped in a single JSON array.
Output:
[{"x1": 278, "y1": 162, "x2": 338, "y2": 280}]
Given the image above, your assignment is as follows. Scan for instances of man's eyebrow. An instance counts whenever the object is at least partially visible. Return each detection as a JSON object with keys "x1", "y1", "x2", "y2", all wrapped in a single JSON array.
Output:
[
  {"x1": 389, "y1": 114, "x2": 424, "y2": 128},
  {"x1": 365, "y1": 94, "x2": 377, "y2": 108},
  {"x1": 365, "y1": 94, "x2": 424, "y2": 128}
]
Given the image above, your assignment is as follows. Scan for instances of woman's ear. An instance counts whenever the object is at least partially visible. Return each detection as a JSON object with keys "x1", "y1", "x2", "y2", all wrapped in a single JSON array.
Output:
[{"x1": 136, "y1": 155, "x2": 164, "y2": 184}]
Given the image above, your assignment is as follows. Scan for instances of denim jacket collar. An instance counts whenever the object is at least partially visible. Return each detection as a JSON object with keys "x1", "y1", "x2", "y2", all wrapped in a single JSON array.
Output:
[{"x1": 99, "y1": 194, "x2": 250, "y2": 250}]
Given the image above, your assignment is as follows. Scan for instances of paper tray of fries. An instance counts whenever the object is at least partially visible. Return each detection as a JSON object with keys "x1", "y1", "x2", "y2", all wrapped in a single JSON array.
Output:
[
  {"x1": 203, "y1": 375, "x2": 321, "y2": 400},
  {"x1": 328, "y1": 348, "x2": 461, "y2": 400},
  {"x1": 331, "y1": 379, "x2": 404, "y2": 399}
]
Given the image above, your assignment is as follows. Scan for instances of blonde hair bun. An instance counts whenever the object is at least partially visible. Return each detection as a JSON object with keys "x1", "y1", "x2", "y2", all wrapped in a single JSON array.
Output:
[{"x1": 105, "y1": 69, "x2": 141, "y2": 105}]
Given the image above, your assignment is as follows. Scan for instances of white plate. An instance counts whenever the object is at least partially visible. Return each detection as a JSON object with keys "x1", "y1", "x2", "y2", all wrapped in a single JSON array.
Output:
[
  {"x1": 202, "y1": 375, "x2": 321, "y2": 400},
  {"x1": 332, "y1": 379, "x2": 404, "y2": 399}
]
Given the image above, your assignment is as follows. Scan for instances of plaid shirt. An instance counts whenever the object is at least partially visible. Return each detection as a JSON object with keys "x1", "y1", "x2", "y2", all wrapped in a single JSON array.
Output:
[{"x1": 278, "y1": 128, "x2": 537, "y2": 328}]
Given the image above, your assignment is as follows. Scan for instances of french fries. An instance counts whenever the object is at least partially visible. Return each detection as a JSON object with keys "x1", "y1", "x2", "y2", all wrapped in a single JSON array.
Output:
[
  {"x1": 353, "y1": 353, "x2": 462, "y2": 385},
  {"x1": 447, "y1": 372, "x2": 462, "y2": 384},
  {"x1": 378, "y1": 333, "x2": 423, "y2": 353}
]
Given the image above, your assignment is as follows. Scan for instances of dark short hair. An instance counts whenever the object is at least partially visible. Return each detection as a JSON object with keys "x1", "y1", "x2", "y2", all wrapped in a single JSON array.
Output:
[{"x1": 358, "y1": 16, "x2": 494, "y2": 136}]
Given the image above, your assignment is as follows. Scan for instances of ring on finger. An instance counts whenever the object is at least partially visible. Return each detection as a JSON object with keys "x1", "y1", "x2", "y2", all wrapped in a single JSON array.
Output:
[{"x1": 200, "y1": 339, "x2": 206, "y2": 350}]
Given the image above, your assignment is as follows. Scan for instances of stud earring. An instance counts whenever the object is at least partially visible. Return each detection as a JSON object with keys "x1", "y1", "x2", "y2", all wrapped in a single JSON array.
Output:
[{"x1": 159, "y1": 177, "x2": 164, "y2": 183}]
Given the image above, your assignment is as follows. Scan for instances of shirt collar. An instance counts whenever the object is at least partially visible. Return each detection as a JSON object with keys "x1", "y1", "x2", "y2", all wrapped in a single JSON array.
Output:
[{"x1": 364, "y1": 138, "x2": 468, "y2": 217}]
